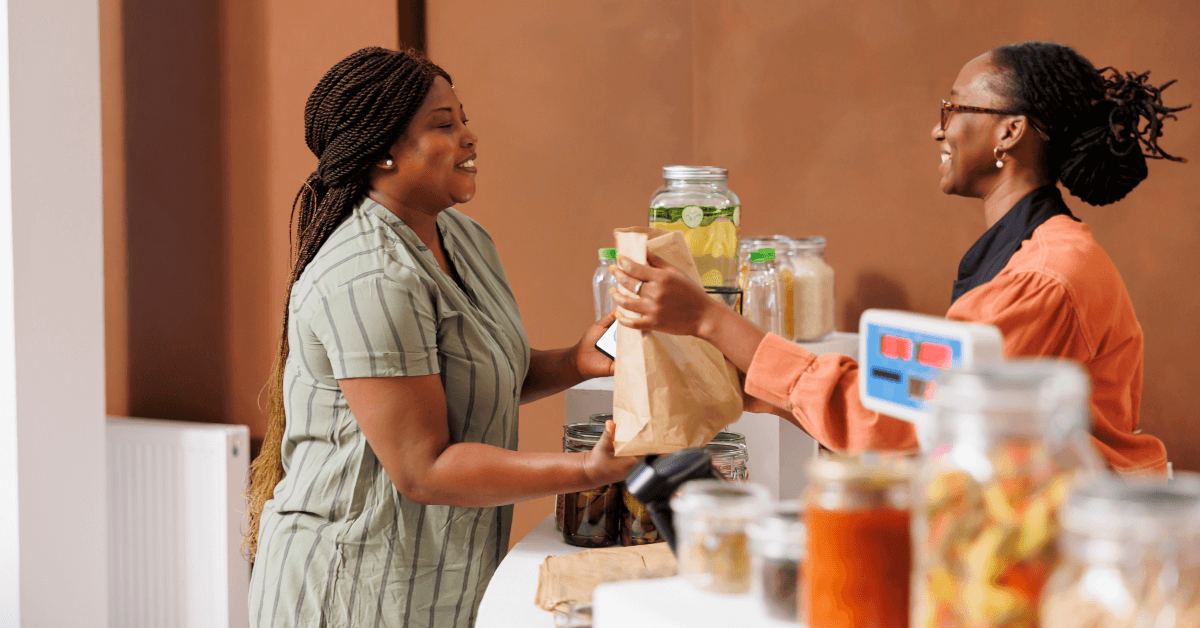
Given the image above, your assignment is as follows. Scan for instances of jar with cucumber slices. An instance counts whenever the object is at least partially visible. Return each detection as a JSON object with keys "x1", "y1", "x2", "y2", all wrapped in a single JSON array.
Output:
[{"x1": 649, "y1": 166, "x2": 742, "y2": 310}]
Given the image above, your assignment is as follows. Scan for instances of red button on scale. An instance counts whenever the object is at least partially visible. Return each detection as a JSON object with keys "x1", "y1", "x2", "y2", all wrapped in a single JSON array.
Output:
[
  {"x1": 880, "y1": 335, "x2": 913, "y2": 360},
  {"x1": 918, "y1": 343, "x2": 952, "y2": 369}
]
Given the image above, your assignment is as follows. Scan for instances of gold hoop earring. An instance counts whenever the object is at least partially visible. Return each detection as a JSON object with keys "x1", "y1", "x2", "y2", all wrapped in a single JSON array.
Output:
[{"x1": 994, "y1": 147, "x2": 1005, "y2": 169}]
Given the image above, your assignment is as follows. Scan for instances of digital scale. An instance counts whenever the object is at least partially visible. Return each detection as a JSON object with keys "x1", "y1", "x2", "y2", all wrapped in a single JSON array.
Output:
[{"x1": 858, "y1": 309, "x2": 1004, "y2": 424}]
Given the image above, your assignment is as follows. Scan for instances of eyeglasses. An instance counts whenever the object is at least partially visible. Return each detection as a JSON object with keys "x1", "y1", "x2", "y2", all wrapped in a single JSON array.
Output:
[{"x1": 940, "y1": 100, "x2": 1051, "y2": 140}]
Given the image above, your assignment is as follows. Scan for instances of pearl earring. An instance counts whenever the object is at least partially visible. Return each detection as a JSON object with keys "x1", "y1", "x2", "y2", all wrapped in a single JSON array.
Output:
[
  {"x1": 385, "y1": 159, "x2": 394, "y2": 167},
  {"x1": 993, "y1": 147, "x2": 1004, "y2": 169}
]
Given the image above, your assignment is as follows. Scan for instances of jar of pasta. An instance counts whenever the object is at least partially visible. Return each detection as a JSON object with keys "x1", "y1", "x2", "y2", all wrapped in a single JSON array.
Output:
[
  {"x1": 804, "y1": 454, "x2": 913, "y2": 628},
  {"x1": 649, "y1": 166, "x2": 741, "y2": 311},
  {"x1": 671, "y1": 479, "x2": 769, "y2": 594},
  {"x1": 912, "y1": 360, "x2": 1101, "y2": 628},
  {"x1": 556, "y1": 423, "x2": 621, "y2": 547},
  {"x1": 1040, "y1": 473, "x2": 1200, "y2": 628},
  {"x1": 788, "y1": 237, "x2": 835, "y2": 342}
]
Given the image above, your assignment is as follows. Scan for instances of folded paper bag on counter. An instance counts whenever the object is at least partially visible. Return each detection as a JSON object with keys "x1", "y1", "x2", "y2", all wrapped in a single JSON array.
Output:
[
  {"x1": 611, "y1": 227, "x2": 743, "y2": 456},
  {"x1": 534, "y1": 543, "x2": 677, "y2": 613}
]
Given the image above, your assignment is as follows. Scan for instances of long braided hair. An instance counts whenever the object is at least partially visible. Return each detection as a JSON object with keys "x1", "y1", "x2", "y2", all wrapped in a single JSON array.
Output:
[
  {"x1": 244, "y1": 47, "x2": 451, "y2": 560},
  {"x1": 989, "y1": 42, "x2": 1189, "y2": 206}
]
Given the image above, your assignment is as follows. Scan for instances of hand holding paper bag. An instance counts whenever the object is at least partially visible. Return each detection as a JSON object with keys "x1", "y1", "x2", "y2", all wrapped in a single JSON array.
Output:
[{"x1": 611, "y1": 227, "x2": 743, "y2": 455}]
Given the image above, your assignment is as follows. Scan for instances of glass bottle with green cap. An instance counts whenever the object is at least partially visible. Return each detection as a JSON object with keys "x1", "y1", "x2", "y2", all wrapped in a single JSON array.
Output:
[
  {"x1": 743, "y1": 247, "x2": 785, "y2": 336},
  {"x1": 592, "y1": 247, "x2": 617, "y2": 320}
]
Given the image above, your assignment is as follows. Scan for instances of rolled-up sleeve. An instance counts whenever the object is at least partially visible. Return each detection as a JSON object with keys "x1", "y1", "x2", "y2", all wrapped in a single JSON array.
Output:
[{"x1": 744, "y1": 333, "x2": 918, "y2": 453}]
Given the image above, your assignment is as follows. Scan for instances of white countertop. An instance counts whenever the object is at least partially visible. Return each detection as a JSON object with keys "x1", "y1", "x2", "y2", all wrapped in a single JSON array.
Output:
[{"x1": 475, "y1": 513, "x2": 801, "y2": 628}]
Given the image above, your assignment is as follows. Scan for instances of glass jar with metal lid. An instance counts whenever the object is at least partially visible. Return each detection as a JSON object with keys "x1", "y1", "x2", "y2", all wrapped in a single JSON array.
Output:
[
  {"x1": 803, "y1": 454, "x2": 912, "y2": 628},
  {"x1": 787, "y1": 237, "x2": 835, "y2": 342},
  {"x1": 671, "y1": 479, "x2": 770, "y2": 594},
  {"x1": 649, "y1": 166, "x2": 741, "y2": 311},
  {"x1": 555, "y1": 423, "x2": 621, "y2": 547},
  {"x1": 748, "y1": 500, "x2": 806, "y2": 621},
  {"x1": 1040, "y1": 472, "x2": 1200, "y2": 628},
  {"x1": 912, "y1": 360, "x2": 1102, "y2": 628}
]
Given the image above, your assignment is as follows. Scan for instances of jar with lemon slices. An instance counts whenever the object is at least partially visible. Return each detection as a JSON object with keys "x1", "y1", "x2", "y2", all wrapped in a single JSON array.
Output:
[{"x1": 649, "y1": 166, "x2": 742, "y2": 311}]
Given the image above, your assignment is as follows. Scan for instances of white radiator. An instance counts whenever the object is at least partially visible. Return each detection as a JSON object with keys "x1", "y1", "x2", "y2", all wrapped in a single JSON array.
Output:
[{"x1": 107, "y1": 416, "x2": 251, "y2": 628}]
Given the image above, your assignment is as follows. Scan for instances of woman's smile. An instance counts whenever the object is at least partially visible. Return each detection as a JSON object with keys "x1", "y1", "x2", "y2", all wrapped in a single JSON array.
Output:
[{"x1": 456, "y1": 155, "x2": 477, "y2": 173}]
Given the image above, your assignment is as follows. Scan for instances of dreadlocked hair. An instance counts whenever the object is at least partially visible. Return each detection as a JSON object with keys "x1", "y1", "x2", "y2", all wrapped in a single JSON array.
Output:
[
  {"x1": 243, "y1": 47, "x2": 451, "y2": 561},
  {"x1": 990, "y1": 42, "x2": 1190, "y2": 206}
]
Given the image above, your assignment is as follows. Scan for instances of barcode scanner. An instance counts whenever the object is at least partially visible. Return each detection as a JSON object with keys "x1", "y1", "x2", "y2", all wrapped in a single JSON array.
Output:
[{"x1": 624, "y1": 448, "x2": 722, "y2": 552}]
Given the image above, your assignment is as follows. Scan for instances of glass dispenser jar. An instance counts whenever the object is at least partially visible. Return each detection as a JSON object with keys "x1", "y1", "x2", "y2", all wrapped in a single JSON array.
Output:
[
  {"x1": 671, "y1": 480, "x2": 769, "y2": 594},
  {"x1": 556, "y1": 423, "x2": 621, "y2": 547},
  {"x1": 1040, "y1": 473, "x2": 1200, "y2": 628},
  {"x1": 912, "y1": 360, "x2": 1102, "y2": 628},
  {"x1": 804, "y1": 455, "x2": 913, "y2": 628},
  {"x1": 649, "y1": 166, "x2": 741, "y2": 311},
  {"x1": 788, "y1": 237, "x2": 835, "y2": 342}
]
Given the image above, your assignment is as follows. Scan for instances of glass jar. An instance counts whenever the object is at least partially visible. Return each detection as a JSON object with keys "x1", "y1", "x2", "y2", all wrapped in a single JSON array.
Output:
[
  {"x1": 1040, "y1": 472, "x2": 1200, "y2": 628},
  {"x1": 592, "y1": 248, "x2": 617, "y2": 320},
  {"x1": 588, "y1": 412, "x2": 612, "y2": 425},
  {"x1": 740, "y1": 235, "x2": 795, "y2": 338},
  {"x1": 620, "y1": 432, "x2": 750, "y2": 546},
  {"x1": 743, "y1": 248, "x2": 787, "y2": 337},
  {"x1": 748, "y1": 501, "x2": 806, "y2": 621},
  {"x1": 788, "y1": 237, "x2": 835, "y2": 342},
  {"x1": 556, "y1": 423, "x2": 621, "y2": 547},
  {"x1": 671, "y1": 479, "x2": 770, "y2": 594},
  {"x1": 706, "y1": 441, "x2": 750, "y2": 483},
  {"x1": 649, "y1": 166, "x2": 741, "y2": 311},
  {"x1": 912, "y1": 360, "x2": 1102, "y2": 628},
  {"x1": 804, "y1": 455, "x2": 912, "y2": 628}
]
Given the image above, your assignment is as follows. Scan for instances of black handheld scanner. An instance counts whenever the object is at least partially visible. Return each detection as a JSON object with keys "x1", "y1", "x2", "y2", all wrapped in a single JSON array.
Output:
[{"x1": 624, "y1": 448, "x2": 722, "y2": 552}]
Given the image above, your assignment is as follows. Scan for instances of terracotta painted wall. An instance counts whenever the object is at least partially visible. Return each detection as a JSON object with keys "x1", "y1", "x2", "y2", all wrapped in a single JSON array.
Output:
[{"x1": 427, "y1": 0, "x2": 1200, "y2": 545}]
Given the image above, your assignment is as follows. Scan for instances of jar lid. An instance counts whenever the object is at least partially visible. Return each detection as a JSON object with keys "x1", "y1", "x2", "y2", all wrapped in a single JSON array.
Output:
[
  {"x1": 588, "y1": 412, "x2": 613, "y2": 425},
  {"x1": 932, "y1": 359, "x2": 1090, "y2": 440},
  {"x1": 789, "y1": 236, "x2": 826, "y2": 253},
  {"x1": 807, "y1": 454, "x2": 912, "y2": 486},
  {"x1": 1063, "y1": 472, "x2": 1200, "y2": 544},
  {"x1": 662, "y1": 165, "x2": 728, "y2": 181},
  {"x1": 704, "y1": 441, "x2": 747, "y2": 461},
  {"x1": 709, "y1": 431, "x2": 746, "y2": 446},
  {"x1": 598, "y1": 248, "x2": 616, "y2": 261},
  {"x1": 670, "y1": 479, "x2": 769, "y2": 520},
  {"x1": 750, "y1": 248, "x2": 775, "y2": 263},
  {"x1": 748, "y1": 500, "x2": 806, "y2": 559},
  {"x1": 563, "y1": 423, "x2": 605, "y2": 446}
]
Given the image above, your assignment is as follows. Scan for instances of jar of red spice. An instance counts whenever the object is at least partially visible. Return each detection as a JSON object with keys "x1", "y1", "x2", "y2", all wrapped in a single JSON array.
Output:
[
  {"x1": 803, "y1": 454, "x2": 913, "y2": 628},
  {"x1": 912, "y1": 360, "x2": 1100, "y2": 628}
]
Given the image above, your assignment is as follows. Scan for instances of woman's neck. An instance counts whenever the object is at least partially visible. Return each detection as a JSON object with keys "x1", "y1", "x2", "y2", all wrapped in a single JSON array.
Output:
[
  {"x1": 979, "y1": 167, "x2": 1054, "y2": 229},
  {"x1": 367, "y1": 189, "x2": 442, "y2": 248}
]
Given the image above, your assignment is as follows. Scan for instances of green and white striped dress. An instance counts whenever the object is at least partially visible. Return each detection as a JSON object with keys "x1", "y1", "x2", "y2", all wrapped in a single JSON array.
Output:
[{"x1": 249, "y1": 198, "x2": 530, "y2": 628}]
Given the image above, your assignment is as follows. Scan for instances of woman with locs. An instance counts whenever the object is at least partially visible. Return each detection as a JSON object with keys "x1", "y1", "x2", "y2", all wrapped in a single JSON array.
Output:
[
  {"x1": 243, "y1": 48, "x2": 638, "y2": 628},
  {"x1": 612, "y1": 42, "x2": 1186, "y2": 475}
]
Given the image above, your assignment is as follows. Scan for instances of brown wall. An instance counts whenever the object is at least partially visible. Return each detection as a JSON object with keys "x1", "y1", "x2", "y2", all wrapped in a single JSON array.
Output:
[
  {"x1": 427, "y1": 0, "x2": 1200, "y2": 544},
  {"x1": 102, "y1": 1, "x2": 1199, "y2": 549}
]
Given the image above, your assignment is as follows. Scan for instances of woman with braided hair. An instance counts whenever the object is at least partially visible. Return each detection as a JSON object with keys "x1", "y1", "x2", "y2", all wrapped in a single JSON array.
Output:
[
  {"x1": 610, "y1": 42, "x2": 1186, "y2": 475},
  {"x1": 244, "y1": 47, "x2": 636, "y2": 628}
]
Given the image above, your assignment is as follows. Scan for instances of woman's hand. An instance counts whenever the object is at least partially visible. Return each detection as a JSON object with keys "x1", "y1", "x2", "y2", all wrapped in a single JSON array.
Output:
[
  {"x1": 570, "y1": 310, "x2": 617, "y2": 379},
  {"x1": 582, "y1": 420, "x2": 640, "y2": 485},
  {"x1": 609, "y1": 252, "x2": 724, "y2": 339}
]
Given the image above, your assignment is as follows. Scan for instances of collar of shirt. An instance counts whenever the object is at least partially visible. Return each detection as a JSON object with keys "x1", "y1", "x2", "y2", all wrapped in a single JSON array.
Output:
[{"x1": 951, "y1": 184, "x2": 1079, "y2": 305}]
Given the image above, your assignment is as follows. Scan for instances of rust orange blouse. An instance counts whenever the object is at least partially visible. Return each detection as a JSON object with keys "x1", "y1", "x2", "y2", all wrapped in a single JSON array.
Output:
[{"x1": 744, "y1": 213, "x2": 1168, "y2": 475}]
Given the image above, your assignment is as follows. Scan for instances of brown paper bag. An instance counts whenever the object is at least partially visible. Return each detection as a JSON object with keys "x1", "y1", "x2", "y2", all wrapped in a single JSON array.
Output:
[
  {"x1": 533, "y1": 543, "x2": 677, "y2": 613},
  {"x1": 611, "y1": 227, "x2": 743, "y2": 456}
]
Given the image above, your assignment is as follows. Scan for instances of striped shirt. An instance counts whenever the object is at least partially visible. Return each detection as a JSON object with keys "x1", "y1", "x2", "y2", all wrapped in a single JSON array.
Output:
[{"x1": 249, "y1": 197, "x2": 530, "y2": 628}]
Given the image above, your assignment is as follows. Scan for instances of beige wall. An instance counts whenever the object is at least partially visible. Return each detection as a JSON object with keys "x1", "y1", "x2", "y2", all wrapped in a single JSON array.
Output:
[
  {"x1": 428, "y1": 1, "x2": 1200, "y2": 544},
  {"x1": 102, "y1": 1, "x2": 1200, "y2": 550}
]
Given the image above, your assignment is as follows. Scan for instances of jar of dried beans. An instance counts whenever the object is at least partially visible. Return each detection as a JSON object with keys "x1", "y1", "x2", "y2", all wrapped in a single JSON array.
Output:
[
  {"x1": 912, "y1": 360, "x2": 1102, "y2": 628},
  {"x1": 557, "y1": 423, "x2": 621, "y2": 547}
]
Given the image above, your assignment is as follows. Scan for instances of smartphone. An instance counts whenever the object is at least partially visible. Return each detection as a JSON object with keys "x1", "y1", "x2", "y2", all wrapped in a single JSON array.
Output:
[{"x1": 594, "y1": 321, "x2": 618, "y2": 360}]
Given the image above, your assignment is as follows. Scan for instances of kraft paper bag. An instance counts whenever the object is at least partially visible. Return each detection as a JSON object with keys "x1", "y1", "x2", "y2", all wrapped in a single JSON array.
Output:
[
  {"x1": 534, "y1": 543, "x2": 677, "y2": 613},
  {"x1": 611, "y1": 227, "x2": 743, "y2": 456}
]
